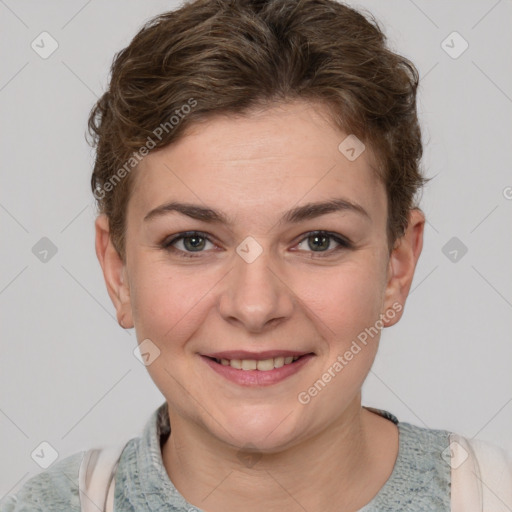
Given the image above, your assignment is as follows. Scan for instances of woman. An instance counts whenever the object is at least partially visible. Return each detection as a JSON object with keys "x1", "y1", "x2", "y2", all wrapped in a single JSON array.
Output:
[{"x1": 2, "y1": 0, "x2": 511, "y2": 510}]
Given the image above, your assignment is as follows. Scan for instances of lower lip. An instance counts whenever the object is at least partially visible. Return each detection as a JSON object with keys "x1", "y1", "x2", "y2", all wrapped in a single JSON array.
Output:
[{"x1": 200, "y1": 354, "x2": 314, "y2": 387}]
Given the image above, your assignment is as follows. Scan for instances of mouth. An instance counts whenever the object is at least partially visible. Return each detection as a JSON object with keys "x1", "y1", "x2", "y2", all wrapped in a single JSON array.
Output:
[
  {"x1": 200, "y1": 351, "x2": 315, "y2": 386},
  {"x1": 204, "y1": 354, "x2": 309, "y2": 371}
]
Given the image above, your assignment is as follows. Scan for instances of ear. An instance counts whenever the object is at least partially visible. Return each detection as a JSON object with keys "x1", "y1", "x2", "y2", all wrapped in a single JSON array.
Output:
[
  {"x1": 382, "y1": 208, "x2": 425, "y2": 327},
  {"x1": 95, "y1": 214, "x2": 134, "y2": 329}
]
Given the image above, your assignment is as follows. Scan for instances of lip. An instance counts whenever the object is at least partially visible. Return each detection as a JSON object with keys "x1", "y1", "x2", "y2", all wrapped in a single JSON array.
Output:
[
  {"x1": 201, "y1": 350, "x2": 311, "y2": 361},
  {"x1": 200, "y1": 353, "x2": 315, "y2": 387}
]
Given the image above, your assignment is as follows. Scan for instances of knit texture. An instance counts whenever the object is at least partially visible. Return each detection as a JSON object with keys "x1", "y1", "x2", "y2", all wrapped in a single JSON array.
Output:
[{"x1": 0, "y1": 403, "x2": 452, "y2": 511}]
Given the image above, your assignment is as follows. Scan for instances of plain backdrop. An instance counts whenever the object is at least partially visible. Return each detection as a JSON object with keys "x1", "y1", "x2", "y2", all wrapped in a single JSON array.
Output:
[{"x1": 1, "y1": 0, "x2": 511, "y2": 498}]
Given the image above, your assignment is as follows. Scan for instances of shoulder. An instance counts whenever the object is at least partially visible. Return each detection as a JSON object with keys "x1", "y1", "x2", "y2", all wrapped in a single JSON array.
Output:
[
  {"x1": 358, "y1": 420, "x2": 453, "y2": 511},
  {"x1": 0, "y1": 450, "x2": 85, "y2": 512},
  {"x1": 392, "y1": 422, "x2": 453, "y2": 509},
  {"x1": 450, "y1": 433, "x2": 512, "y2": 512},
  {"x1": 397, "y1": 420, "x2": 452, "y2": 462},
  {"x1": 465, "y1": 436, "x2": 512, "y2": 474}
]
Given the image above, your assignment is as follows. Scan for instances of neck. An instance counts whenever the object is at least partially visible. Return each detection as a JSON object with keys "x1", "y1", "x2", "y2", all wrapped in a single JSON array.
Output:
[{"x1": 161, "y1": 396, "x2": 398, "y2": 512}]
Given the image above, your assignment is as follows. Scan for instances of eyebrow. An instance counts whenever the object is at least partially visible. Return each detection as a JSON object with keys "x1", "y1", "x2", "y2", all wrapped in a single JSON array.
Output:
[{"x1": 143, "y1": 198, "x2": 370, "y2": 225}]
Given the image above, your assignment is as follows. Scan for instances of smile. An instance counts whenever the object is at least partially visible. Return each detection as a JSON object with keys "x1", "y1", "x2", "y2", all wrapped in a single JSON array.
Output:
[
  {"x1": 200, "y1": 352, "x2": 315, "y2": 386},
  {"x1": 213, "y1": 355, "x2": 300, "y2": 371}
]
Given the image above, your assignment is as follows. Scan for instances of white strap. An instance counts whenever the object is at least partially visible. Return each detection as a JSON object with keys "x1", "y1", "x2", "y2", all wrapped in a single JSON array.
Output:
[
  {"x1": 450, "y1": 433, "x2": 483, "y2": 512},
  {"x1": 78, "y1": 444, "x2": 126, "y2": 512},
  {"x1": 451, "y1": 433, "x2": 512, "y2": 512}
]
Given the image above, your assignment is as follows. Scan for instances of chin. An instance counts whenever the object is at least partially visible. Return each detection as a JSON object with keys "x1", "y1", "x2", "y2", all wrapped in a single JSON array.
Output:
[{"x1": 209, "y1": 404, "x2": 305, "y2": 452}]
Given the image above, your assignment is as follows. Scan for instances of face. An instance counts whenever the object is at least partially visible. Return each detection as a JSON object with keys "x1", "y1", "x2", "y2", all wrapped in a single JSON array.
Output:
[{"x1": 97, "y1": 100, "x2": 422, "y2": 452}]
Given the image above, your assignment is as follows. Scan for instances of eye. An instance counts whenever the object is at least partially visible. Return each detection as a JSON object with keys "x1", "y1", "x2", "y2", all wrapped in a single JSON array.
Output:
[
  {"x1": 161, "y1": 231, "x2": 215, "y2": 258},
  {"x1": 295, "y1": 231, "x2": 352, "y2": 256},
  {"x1": 161, "y1": 230, "x2": 352, "y2": 259}
]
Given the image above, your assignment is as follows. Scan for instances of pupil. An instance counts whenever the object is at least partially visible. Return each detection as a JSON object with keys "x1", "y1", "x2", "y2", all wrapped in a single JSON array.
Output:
[
  {"x1": 309, "y1": 234, "x2": 329, "y2": 251},
  {"x1": 185, "y1": 236, "x2": 205, "y2": 251}
]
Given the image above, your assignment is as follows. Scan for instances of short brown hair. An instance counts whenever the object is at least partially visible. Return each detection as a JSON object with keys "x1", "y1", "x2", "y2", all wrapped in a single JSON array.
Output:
[{"x1": 88, "y1": 0, "x2": 425, "y2": 261}]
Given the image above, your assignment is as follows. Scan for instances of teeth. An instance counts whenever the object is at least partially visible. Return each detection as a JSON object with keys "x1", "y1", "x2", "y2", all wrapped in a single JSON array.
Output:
[
  {"x1": 256, "y1": 358, "x2": 274, "y2": 371},
  {"x1": 215, "y1": 355, "x2": 302, "y2": 371},
  {"x1": 274, "y1": 356, "x2": 285, "y2": 368},
  {"x1": 241, "y1": 359, "x2": 257, "y2": 370}
]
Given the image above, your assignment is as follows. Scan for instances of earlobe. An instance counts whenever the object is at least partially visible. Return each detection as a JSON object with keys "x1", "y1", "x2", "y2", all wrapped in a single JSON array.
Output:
[
  {"x1": 94, "y1": 214, "x2": 134, "y2": 329},
  {"x1": 382, "y1": 209, "x2": 425, "y2": 327}
]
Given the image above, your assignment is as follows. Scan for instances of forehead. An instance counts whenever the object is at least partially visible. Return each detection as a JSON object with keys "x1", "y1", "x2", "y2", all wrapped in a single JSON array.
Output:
[{"x1": 128, "y1": 101, "x2": 386, "y2": 225}]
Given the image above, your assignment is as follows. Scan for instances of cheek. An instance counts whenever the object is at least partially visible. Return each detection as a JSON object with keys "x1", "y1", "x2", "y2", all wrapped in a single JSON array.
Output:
[
  {"x1": 129, "y1": 259, "x2": 219, "y2": 344},
  {"x1": 294, "y1": 255, "x2": 388, "y2": 345}
]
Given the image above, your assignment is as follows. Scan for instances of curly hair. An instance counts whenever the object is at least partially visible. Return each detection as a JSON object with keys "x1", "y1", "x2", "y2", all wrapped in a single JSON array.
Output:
[{"x1": 88, "y1": 0, "x2": 426, "y2": 261}]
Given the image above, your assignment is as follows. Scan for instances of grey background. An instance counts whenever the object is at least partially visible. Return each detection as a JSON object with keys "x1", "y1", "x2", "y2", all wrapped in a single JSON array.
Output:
[{"x1": 1, "y1": 0, "x2": 511, "y2": 497}]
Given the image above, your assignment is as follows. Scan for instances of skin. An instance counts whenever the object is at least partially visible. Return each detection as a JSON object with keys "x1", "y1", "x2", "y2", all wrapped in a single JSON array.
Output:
[{"x1": 95, "y1": 100, "x2": 424, "y2": 512}]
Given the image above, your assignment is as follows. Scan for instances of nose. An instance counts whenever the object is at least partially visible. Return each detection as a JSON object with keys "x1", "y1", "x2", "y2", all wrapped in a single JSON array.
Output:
[{"x1": 217, "y1": 240, "x2": 295, "y2": 333}]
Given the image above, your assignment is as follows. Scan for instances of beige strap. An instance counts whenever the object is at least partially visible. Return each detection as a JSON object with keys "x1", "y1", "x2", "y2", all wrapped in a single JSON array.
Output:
[
  {"x1": 450, "y1": 433, "x2": 483, "y2": 512},
  {"x1": 78, "y1": 445, "x2": 125, "y2": 512},
  {"x1": 105, "y1": 471, "x2": 116, "y2": 512},
  {"x1": 451, "y1": 433, "x2": 512, "y2": 512}
]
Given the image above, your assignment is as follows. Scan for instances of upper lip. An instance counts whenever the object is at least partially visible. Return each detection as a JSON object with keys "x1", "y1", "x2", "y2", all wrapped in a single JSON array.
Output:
[{"x1": 202, "y1": 350, "x2": 313, "y2": 361}]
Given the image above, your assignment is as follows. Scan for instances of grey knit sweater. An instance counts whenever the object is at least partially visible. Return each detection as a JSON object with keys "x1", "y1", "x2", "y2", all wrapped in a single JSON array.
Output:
[{"x1": 0, "y1": 402, "x2": 451, "y2": 511}]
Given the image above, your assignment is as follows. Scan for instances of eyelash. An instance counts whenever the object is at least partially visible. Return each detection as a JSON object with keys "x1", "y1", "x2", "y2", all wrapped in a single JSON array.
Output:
[{"x1": 160, "y1": 230, "x2": 352, "y2": 259}]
